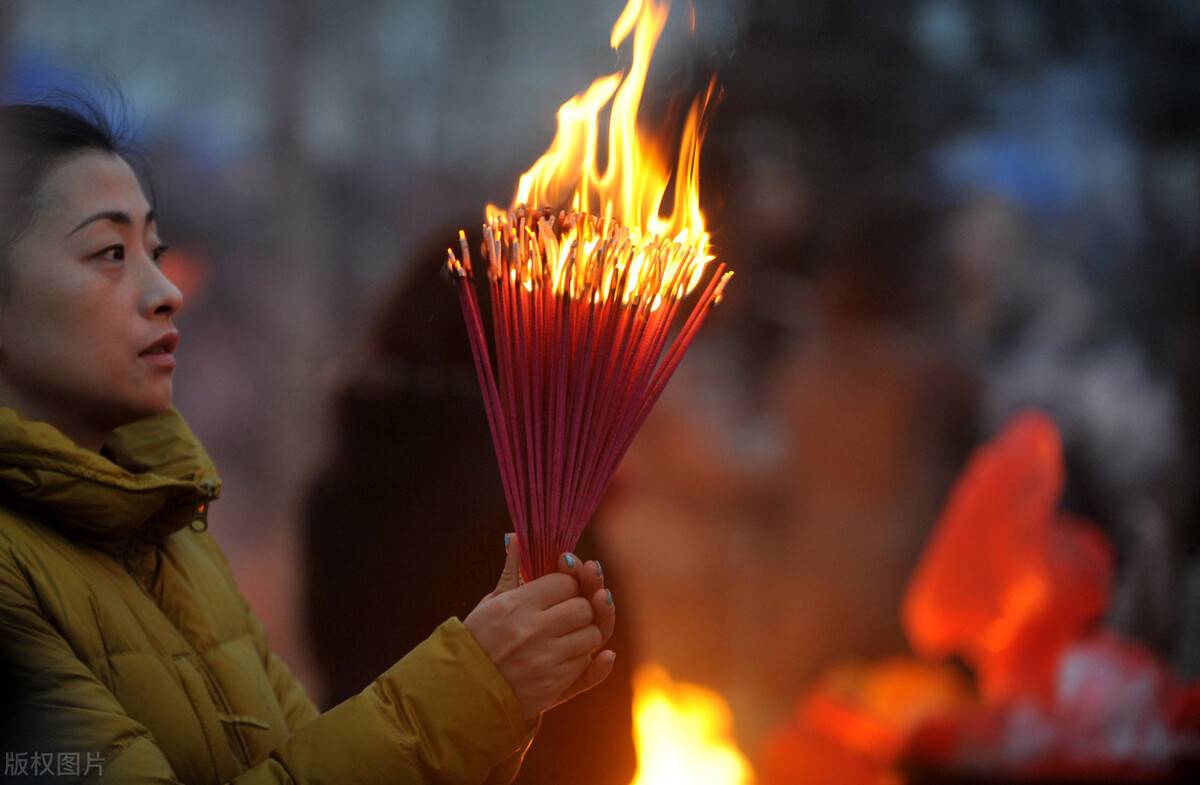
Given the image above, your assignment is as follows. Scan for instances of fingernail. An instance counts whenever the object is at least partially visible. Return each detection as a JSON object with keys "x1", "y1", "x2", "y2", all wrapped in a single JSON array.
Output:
[
  {"x1": 504, "y1": 533, "x2": 513, "y2": 548},
  {"x1": 594, "y1": 560, "x2": 603, "y2": 576},
  {"x1": 606, "y1": 589, "x2": 613, "y2": 606},
  {"x1": 564, "y1": 553, "x2": 577, "y2": 568}
]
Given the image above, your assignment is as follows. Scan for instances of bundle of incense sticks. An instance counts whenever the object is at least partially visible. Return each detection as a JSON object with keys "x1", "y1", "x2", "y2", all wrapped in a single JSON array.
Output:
[{"x1": 446, "y1": 206, "x2": 731, "y2": 579}]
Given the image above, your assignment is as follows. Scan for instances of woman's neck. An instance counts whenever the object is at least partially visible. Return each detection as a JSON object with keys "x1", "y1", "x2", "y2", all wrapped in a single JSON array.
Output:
[{"x1": 0, "y1": 385, "x2": 109, "y2": 453}]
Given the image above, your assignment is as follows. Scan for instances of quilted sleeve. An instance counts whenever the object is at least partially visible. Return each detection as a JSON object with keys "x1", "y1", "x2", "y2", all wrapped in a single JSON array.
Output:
[
  {"x1": 206, "y1": 532, "x2": 540, "y2": 784},
  {"x1": 0, "y1": 540, "x2": 180, "y2": 783},
  {"x1": 236, "y1": 616, "x2": 538, "y2": 785},
  {"x1": 3, "y1": 534, "x2": 538, "y2": 785}
]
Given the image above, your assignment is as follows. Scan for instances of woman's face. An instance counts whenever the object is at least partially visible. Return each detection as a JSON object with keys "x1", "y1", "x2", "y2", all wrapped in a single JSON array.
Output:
[{"x1": 0, "y1": 151, "x2": 181, "y2": 447}]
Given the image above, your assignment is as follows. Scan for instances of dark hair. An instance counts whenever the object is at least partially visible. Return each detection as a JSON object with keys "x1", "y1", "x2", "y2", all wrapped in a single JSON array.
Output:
[{"x1": 0, "y1": 95, "x2": 149, "y2": 290}]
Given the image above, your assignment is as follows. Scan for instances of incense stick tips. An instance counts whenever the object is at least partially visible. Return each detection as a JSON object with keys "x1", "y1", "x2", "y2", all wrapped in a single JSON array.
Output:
[
  {"x1": 444, "y1": 248, "x2": 467, "y2": 280},
  {"x1": 714, "y1": 270, "x2": 734, "y2": 304}
]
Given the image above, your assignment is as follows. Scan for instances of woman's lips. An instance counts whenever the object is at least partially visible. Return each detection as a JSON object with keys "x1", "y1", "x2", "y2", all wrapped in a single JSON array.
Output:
[
  {"x1": 138, "y1": 330, "x2": 180, "y2": 370},
  {"x1": 139, "y1": 348, "x2": 177, "y2": 370}
]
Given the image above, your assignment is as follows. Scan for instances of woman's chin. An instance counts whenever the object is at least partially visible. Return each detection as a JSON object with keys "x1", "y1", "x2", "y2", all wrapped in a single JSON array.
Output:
[{"x1": 119, "y1": 384, "x2": 174, "y2": 421}]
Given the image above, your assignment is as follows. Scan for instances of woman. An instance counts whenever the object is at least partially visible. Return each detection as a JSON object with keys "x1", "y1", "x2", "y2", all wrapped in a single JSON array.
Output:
[{"x1": 0, "y1": 99, "x2": 616, "y2": 784}]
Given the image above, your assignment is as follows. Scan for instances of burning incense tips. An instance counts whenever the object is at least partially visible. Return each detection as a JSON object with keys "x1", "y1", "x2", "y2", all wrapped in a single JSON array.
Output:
[
  {"x1": 447, "y1": 209, "x2": 730, "y2": 580},
  {"x1": 445, "y1": 0, "x2": 731, "y2": 579}
]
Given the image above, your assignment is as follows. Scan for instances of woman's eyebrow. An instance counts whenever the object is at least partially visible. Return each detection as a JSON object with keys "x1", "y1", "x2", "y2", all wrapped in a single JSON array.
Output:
[{"x1": 67, "y1": 208, "x2": 156, "y2": 237}]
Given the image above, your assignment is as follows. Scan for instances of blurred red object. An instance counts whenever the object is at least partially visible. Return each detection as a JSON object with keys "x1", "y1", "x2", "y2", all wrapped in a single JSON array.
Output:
[
  {"x1": 760, "y1": 727, "x2": 890, "y2": 785},
  {"x1": 159, "y1": 246, "x2": 212, "y2": 312},
  {"x1": 760, "y1": 411, "x2": 1200, "y2": 782},
  {"x1": 759, "y1": 658, "x2": 974, "y2": 785},
  {"x1": 905, "y1": 633, "x2": 1200, "y2": 778},
  {"x1": 902, "y1": 411, "x2": 1113, "y2": 703}
]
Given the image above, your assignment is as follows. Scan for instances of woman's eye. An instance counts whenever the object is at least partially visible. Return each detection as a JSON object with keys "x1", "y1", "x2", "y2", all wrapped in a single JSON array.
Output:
[
  {"x1": 152, "y1": 244, "x2": 171, "y2": 265},
  {"x1": 95, "y1": 245, "x2": 125, "y2": 262}
]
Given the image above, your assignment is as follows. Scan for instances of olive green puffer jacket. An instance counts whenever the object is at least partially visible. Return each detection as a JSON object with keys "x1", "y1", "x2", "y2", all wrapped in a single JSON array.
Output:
[{"x1": 0, "y1": 405, "x2": 537, "y2": 784}]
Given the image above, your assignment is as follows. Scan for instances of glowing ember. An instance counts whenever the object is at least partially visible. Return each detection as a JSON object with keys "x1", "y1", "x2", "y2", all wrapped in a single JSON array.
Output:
[
  {"x1": 446, "y1": 0, "x2": 731, "y2": 578},
  {"x1": 628, "y1": 665, "x2": 754, "y2": 785}
]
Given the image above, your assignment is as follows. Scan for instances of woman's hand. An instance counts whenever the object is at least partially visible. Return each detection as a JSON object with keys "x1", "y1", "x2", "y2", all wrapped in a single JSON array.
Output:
[
  {"x1": 463, "y1": 535, "x2": 616, "y2": 720},
  {"x1": 545, "y1": 549, "x2": 616, "y2": 711}
]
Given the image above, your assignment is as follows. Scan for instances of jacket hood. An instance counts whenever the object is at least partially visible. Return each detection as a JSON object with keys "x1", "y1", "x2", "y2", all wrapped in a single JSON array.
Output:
[{"x1": 0, "y1": 405, "x2": 221, "y2": 554}]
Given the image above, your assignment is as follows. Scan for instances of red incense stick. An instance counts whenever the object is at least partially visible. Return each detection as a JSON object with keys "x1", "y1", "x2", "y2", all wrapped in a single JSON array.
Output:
[{"x1": 446, "y1": 209, "x2": 732, "y2": 580}]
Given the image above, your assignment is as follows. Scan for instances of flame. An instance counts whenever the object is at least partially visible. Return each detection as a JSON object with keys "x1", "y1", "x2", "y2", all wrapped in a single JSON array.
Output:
[
  {"x1": 628, "y1": 665, "x2": 754, "y2": 785},
  {"x1": 487, "y1": 0, "x2": 717, "y2": 299}
]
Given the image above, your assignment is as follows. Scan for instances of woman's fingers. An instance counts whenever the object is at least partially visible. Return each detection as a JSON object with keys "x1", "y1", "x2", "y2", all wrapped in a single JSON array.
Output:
[
  {"x1": 556, "y1": 553, "x2": 604, "y2": 596},
  {"x1": 555, "y1": 623, "x2": 604, "y2": 659},
  {"x1": 552, "y1": 549, "x2": 614, "y2": 646},
  {"x1": 553, "y1": 650, "x2": 617, "y2": 710},
  {"x1": 555, "y1": 552, "x2": 584, "y2": 582},
  {"x1": 556, "y1": 551, "x2": 607, "y2": 606},
  {"x1": 579, "y1": 559, "x2": 605, "y2": 605},
  {"x1": 591, "y1": 586, "x2": 615, "y2": 648},
  {"x1": 516, "y1": 572, "x2": 579, "y2": 610},
  {"x1": 490, "y1": 532, "x2": 522, "y2": 596},
  {"x1": 540, "y1": 596, "x2": 594, "y2": 637}
]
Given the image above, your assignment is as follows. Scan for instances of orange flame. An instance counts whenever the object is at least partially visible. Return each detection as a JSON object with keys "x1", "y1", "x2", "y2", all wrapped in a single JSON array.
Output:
[
  {"x1": 487, "y1": 0, "x2": 717, "y2": 298},
  {"x1": 628, "y1": 665, "x2": 754, "y2": 785}
]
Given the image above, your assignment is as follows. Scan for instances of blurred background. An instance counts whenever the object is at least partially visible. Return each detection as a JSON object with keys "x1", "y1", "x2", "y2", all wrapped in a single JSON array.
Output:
[{"x1": 4, "y1": 0, "x2": 1199, "y2": 782}]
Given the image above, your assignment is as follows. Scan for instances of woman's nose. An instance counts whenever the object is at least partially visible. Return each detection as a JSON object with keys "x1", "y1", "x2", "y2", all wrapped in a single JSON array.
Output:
[{"x1": 140, "y1": 256, "x2": 184, "y2": 318}]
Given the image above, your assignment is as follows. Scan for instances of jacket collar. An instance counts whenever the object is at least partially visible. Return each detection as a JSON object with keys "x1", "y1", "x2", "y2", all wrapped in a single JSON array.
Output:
[{"x1": 0, "y1": 405, "x2": 220, "y2": 555}]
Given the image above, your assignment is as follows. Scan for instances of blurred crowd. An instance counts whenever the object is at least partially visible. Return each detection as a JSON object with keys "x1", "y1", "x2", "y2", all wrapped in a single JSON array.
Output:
[{"x1": 3, "y1": 0, "x2": 1198, "y2": 781}]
